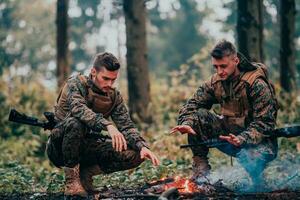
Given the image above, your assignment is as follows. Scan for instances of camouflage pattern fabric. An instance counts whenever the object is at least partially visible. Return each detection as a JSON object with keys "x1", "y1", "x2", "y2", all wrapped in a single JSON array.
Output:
[
  {"x1": 55, "y1": 74, "x2": 148, "y2": 151},
  {"x1": 47, "y1": 117, "x2": 143, "y2": 172},
  {"x1": 47, "y1": 74, "x2": 147, "y2": 170},
  {"x1": 178, "y1": 56, "x2": 278, "y2": 179},
  {"x1": 178, "y1": 67, "x2": 278, "y2": 145}
]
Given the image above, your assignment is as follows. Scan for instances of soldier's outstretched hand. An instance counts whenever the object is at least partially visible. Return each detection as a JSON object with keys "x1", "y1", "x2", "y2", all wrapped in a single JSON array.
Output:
[
  {"x1": 219, "y1": 133, "x2": 241, "y2": 147},
  {"x1": 107, "y1": 125, "x2": 127, "y2": 152},
  {"x1": 170, "y1": 125, "x2": 196, "y2": 135},
  {"x1": 140, "y1": 147, "x2": 160, "y2": 166}
]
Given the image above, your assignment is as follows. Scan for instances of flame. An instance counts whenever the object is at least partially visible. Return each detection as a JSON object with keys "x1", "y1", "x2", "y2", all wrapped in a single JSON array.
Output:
[
  {"x1": 153, "y1": 177, "x2": 198, "y2": 193},
  {"x1": 183, "y1": 179, "x2": 191, "y2": 193}
]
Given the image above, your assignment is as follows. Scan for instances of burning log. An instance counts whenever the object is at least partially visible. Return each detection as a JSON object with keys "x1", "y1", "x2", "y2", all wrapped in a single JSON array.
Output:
[{"x1": 144, "y1": 176, "x2": 232, "y2": 196}]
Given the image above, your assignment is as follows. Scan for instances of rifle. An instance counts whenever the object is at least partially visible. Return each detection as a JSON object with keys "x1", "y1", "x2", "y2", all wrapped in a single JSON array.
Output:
[
  {"x1": 9, "y1": 108, "x2": 56, "y2": 130},
  {"x1": 180, "y1": 125, "x2": 300, "y2": 149},
  {"x1": 8, "y1": 109, "x2": 111, "y2": 140}
]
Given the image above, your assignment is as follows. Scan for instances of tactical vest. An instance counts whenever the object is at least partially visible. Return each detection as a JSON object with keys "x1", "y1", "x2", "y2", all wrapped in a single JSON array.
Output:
[
  {"x1": 54, "y1": 74, "x2": 117, "y2": 121},
  {"x1": 211, "y1": 63, "x2": 277, "y2": 133}
]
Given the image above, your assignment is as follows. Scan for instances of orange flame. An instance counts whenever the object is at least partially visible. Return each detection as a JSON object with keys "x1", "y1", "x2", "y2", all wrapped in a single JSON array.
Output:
[{"x1": 156, "y1": 177, "x2": 199, "y2": 193}]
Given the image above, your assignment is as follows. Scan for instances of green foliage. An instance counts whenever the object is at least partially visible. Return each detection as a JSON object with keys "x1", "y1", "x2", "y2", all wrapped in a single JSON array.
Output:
[
  {"x1": 0, "y1": 71, "x2": 55, "y2": 139},
  {"x1": 45, "y1": 172, "x2": 65, "y2": 193},
  {"x1": 0, "y1": 138, "x2": 65, "y2": 193},
  {"x1": 147, "y1": 0, "x2": 210, "y2": 74},
  {"x1": 93, "y1": 158, "x2": 191, "y2": 188},
  {"x1": 277, "y1": 90, "x2": 300, "y2": 125},
  {"x1": 276, "y1": 88, "x2": 300, "y2": 152},
  {"x1": 0, "y1": 161, "x2": 35, "y2": 193}
]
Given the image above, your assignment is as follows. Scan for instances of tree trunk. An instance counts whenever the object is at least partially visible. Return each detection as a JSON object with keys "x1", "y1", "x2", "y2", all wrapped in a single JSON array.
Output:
[
  {"x1": 280, "y1": 0, "x2": 296, "y2": 92},
  {"x1": 237, "y1": 0, "x2": 264, "y2": 62},
  {"x1": 123, "y1": 0, "x2": 152, "y2": 123},
  {"x1": 56, "y1": 0, "x2": 70, "y2": 89}
]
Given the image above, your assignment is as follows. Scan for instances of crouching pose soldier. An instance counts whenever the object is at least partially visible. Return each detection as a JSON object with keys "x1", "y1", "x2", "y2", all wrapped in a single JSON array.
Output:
[
  {"x1": 46, "y1": 52, "x2": 159, "y2": 197},
  {"x1": 171, "y1": 40, "x2": 278, "y2": 189}
]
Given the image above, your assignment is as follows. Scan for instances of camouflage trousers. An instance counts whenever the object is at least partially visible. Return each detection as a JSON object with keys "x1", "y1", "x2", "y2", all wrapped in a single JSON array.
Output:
[
  {"x1": 188, "y1": 109, "x2": 278, "y2": 180},
  {"x1": 46, "y1": 117, "x2": 143, "y2": 173}
]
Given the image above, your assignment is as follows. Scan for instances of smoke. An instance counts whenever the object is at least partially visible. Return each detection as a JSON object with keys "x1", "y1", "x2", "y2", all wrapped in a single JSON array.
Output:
[{"x1": 207, "y1": 151, "x2": 300, "y2": 193}]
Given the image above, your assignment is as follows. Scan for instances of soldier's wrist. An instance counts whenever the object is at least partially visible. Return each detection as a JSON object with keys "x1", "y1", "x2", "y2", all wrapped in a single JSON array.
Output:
[
  {"x1": 102, "y1": 119, "x2": 112, "y2": 126},
  {"x1": 106, "y1": 124, "x2": 114, "y2": 129},
  {"x1": 136, "y1": 141, "x2": 150, "y2": 151},
  {"x1": 236, "y1": 135, "x2": 246, "y2": 145},
  {"x1": 181, "y1": 120, "x2": 193, "y2": 128}
]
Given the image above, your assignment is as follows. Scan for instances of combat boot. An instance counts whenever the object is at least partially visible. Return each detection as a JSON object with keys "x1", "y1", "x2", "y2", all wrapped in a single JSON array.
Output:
[
  {"x1": 190, "y1": 156, "x2": 211, "y2": 184},
  {"x1": 80, "y1": 165, "x2": 103, "y2": 193},
  {"x1": 64, "y1": 164, "x2": 88, "y2": 197}
]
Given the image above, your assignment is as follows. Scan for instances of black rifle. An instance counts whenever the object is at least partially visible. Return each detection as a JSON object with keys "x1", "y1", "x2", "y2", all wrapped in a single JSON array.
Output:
[
  {"x1": 180, "y1": 125, "x2": 300, "y2": 149},
  {"x1": 9, "y1": 108, "x2": 56, "y2": 130},
  {"x1": 8, "y1": 109, "x2": 111, "y2": 140}
]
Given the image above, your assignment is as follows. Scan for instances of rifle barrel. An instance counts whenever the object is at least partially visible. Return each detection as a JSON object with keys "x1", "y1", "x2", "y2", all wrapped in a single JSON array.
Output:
[
  {"x1": 9, "y1": 109, "x2": 46, "y2": 128},
  {"x1": 180, "y1": 125, "x2": 300, "y2": 149},
  {"x1": 180, "y1": 140, "x2": 228, "y2": 149}
]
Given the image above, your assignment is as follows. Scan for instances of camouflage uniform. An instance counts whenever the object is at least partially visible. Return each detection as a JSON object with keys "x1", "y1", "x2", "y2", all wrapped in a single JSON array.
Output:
[
  {"x1": 46, "y1": 74, "x2": 148, "y2": 173},
  {"x1": 178, "y1": 54, "x2": 278, "y2": 181}
]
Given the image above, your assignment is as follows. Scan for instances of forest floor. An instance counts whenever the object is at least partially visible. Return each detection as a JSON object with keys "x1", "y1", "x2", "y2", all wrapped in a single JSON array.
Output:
[{"x1": 1, "y1": 190, "x2": 300, "y2": 200}]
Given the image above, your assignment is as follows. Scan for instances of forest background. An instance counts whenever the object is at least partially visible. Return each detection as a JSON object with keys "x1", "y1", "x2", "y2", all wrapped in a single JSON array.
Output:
[{"x1": 0, "y1": 0, "x2": 300, "y2": 194}]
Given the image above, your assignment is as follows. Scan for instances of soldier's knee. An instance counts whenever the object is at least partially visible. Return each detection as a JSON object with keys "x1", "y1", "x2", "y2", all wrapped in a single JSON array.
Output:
[
  {"x1": 196, "y1": 109, "x2": 210, "y2": 121},
  {"x1": 64, "y1": 117, "x2": 87, "y2": 133},
  {"x1": 194, "y1": 109, "x2": 212, "y2": 129},
  {"x1": 100, "y1": 149, "x2": 143, "y2": 173}
]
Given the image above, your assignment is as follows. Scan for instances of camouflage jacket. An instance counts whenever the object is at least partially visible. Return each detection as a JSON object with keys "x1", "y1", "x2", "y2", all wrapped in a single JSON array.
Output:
[
  {"x1": 54, "y1": 73, "x2": 149, "y2": 151},
  {"x1": 178, "y1": 55, "x2": 278, "y2": 145}
]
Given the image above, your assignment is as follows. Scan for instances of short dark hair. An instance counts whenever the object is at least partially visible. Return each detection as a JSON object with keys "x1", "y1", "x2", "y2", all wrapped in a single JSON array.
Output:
[
  {"x1": 210, "y1": 40, "x2": 237, "y2": 59},
  {"x1": 92, "y1": 52, "x2": 120, "y2": 71}
]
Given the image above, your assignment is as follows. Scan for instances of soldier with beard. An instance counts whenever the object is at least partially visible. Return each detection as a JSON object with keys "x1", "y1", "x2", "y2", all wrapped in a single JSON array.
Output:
[
  {"x1": 171, "y1": 40, "x2": 278, "y2": 190},
  {"x1": 46, "y1": 52, "x2": 159, "y2": 197}
]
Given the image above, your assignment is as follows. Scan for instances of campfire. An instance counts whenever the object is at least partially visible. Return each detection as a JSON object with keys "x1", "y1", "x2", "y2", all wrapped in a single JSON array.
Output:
[
  {"x1": 96, "y1": 176, "x2": 231, "y2": 199},
  {"x1": 135, "y1": 175, "x2": 236, "y2": 200},
  {"x1": 96, "y1": 175, "x2": 300, "y2": 200},
  {"x1": 147, "y1": 176, "x2": 196, "y2": 193}
]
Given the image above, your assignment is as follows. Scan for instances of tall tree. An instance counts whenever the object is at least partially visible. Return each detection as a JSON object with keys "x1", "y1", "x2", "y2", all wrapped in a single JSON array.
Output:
[
  {"x1": 279, "y1": 0, "x2": 296, "y2": 92},
  {"x1": 123, "y1": 0, "x2": 152, "y2": 123},
  {"x1": 237, "y1": 0, "x2": 264, "y2": 62},
  {"x1": 56, "y1": 0, "x2": 70, "y2": 88}
]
